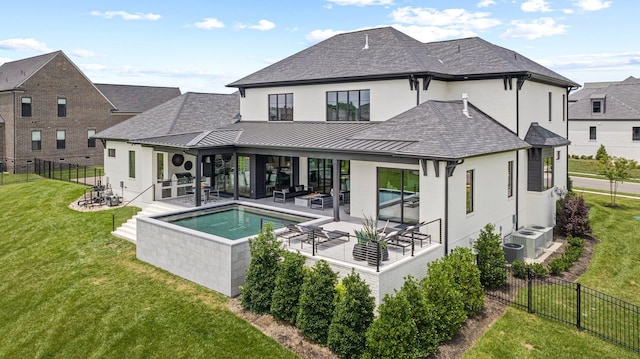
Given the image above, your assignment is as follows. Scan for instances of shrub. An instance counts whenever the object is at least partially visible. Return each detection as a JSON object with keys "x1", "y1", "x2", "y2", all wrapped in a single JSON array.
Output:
[
  {"x1": 512, "y1": 260, "x2": 547, "y2": 279},
  {"x1": 240, "y1": 222, "x2": 283, "y2": 314},
  {"x1": 567, "y1": 235, "x2": 585, "y2": 248},
  {"x1": 529, "y1": 262, "x2": 548, "y2": 278},
  {"x1": 296, "y1": 260, "x2": 337, "y2": 344},
  {"x1": 564, "y1": 245, "x2": 584, "y2": 263},
  {"x1": 556, "y1": 194, "x2": 592, "y2": 237},
  {"x1": 596, "y1": 144, "x2": 608, "y2": 161},
  {"x1": 474, "y1": 223, "x2": 508, "y2": 288},
  {"x1": 363, "y1": 293, "x2": 419, "y2": 359},
  {"x1": 421, "y1": 257, "x2": 467, "y2": 342},
  {"x1": 511, "y1": 260, "x2": 528, "y2": 279},
  {"x1": 397, "y1": 276, "x2": 439, "y2": 357},
  {"x1": 270, "y1": 251, "x2": 305, "y2": 324},
  {"x1": 548, "y1": 258, "x2": 570, "y2": 275},
  {"x1": 445, "y1": 247, "x2": 484, "y2": 316},
  {"x1": 327, "y1": 270, "x2": 375, "y2": 359}
]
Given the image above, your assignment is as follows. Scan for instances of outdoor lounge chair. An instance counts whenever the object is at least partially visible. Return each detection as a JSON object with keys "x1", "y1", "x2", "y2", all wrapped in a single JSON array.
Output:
[
  {"x1": 380, "y1": 230, "x2": 412, "y2": 255},
  {"x1": 314, "y1": 228, "x2": 350, "y2": 244},
  {"x1": 397, "y1": 222, "x2": 431, "y2": 247},
  {"x1": 278, "y1": 222, "x2": 315, "y2": 246}
]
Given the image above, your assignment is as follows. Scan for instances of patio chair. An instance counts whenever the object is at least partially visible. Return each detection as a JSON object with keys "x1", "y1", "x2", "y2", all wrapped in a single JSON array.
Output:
[
  {"x1": 278, "y1": 222, "x2": 314, "y2": 247},
  {"x1": 314, "y1": 228, "x2": 350, "y2": 244},
  {"x1": 398, "y1": 222, "x2": 431, "y2": 247},
  {"x1": 380, "y1": 230, "x2": 411, "y2": 255}
]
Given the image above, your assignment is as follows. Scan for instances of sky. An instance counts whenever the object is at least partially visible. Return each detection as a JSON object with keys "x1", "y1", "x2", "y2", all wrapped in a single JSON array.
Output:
[{"x1": 0, "y1": 0, "x2": 634, "y2": 94}]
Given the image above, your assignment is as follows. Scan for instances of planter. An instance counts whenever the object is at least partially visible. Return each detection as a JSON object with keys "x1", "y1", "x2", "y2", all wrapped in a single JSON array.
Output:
[
  {"x1": 366, "y1": 241, "x2": 388, "y2": 266},
  {"x1": 352, "y1": 243, "x2": 367, "y2": 261}
]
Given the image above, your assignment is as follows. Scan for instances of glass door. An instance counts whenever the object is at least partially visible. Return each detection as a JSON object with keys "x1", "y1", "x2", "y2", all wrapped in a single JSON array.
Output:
[{"x1": 377, "y1": 168, "x2": 419, "y2": 225}]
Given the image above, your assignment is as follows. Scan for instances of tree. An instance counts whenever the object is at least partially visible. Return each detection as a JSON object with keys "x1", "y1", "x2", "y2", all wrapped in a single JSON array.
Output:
[
  {"x1": 396, "y1": 276, "x2": 439, "y2": 357},
  {"x1": 240, "y1": 222, "x2": 283, "y2": 314},
  {"x1": 445, "y1": 247, "x2": 484, "y2": 316},
  {"x1": 598, "y1": 155, "x2": 638, "y2": 207},
  {"x1": 556, "y1": 194, "x2": 592, "y2": 236},
  {"x1": 595, "y1": 144, "x2": 608, "y2": 161},
  {"x1": 363, "y1": 293, "x2": 419, "y2": 359},
  {"x1": 327, "y1": 270, "x2": 375, "y2": 359},
  {"x1": 270, "y1": 251, "x2": 305, "y2": 324},
  {"x1": 296, "y1": 260, "x2": 337, "y2": 344},
  {"x1": 474, "y1": 223, "x2": 507, "y2": 288}
]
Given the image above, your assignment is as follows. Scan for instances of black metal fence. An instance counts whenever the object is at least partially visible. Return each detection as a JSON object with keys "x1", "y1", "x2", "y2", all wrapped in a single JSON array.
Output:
[
  {"x1": 486, "y1": 266, "x2": 640, "y2": 353},
  {"x1": 0, "y1": 159, "x2": 102, "y2": 186}
]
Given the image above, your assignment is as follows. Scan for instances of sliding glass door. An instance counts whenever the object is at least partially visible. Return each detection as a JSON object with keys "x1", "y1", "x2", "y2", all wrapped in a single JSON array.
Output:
[{"x1": 377, "y1": 168, "x2": 420, "y2": 224}]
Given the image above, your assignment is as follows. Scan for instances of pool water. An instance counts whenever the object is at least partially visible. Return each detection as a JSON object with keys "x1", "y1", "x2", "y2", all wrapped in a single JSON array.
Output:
[{"x1": 166, "y1": 205, "x2": 311, "y2": 240}]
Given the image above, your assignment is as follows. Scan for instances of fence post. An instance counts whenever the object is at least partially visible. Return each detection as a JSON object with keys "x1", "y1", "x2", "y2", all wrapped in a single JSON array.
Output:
[
  {"x1": 527, "y1": 267, "x2": 533, "y2": 314},
  {"x1": 576, "y1": 282, "x2": 582, "y2": 331}
]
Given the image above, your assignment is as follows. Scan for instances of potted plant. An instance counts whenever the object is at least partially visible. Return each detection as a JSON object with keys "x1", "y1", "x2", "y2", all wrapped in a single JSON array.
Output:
[
  {"x1": 352, "y1": 229, "x2": 368, "y2": 261},
  {"x1": 359, "y1": 215, "x2": 389, "y2": 266}
]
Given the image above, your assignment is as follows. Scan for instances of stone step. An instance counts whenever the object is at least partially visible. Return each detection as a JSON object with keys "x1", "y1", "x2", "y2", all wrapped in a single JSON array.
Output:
[{"x1": 112, "y1": 201, "x2": 184, "y2": 243}]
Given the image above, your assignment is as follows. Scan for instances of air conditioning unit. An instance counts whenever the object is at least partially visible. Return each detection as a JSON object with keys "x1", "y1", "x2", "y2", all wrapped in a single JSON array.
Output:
[
  {"x1": 526, "y1": 225, "x2": 553, "y2": 248},
  {"x1": 509, "y1": 230, "x2": 544, "y2": 258}
]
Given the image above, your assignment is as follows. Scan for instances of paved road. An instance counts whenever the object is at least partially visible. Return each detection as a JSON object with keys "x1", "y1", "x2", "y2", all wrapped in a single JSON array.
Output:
[{"x1": 570, "y1": 176, "x2": 640, "y2": 195}]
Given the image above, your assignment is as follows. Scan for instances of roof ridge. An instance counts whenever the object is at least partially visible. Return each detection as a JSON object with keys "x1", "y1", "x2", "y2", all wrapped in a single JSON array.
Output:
[{"x1": 167, "y1": 93, "x2": 191, "y2": 134}]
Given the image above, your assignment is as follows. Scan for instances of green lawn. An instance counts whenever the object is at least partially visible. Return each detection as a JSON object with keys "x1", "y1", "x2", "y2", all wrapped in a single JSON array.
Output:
[
  {"x1": 465, "y1": 193, "x2": 640, "y2": 358},
  {"x1": 569, "y1": 159, "x2": 640, "y2": 182},
  {"x1": 0, "y1": 180, "x2": 296, "y2": 358}
]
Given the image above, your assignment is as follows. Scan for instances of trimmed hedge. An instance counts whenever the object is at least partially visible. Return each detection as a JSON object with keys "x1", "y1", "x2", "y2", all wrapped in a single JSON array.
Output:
[
  {"x1": 270, "y1": 251, "x2": 305, "y2": 324},
  {"x1": 474, "y1": 223, "x2": 508, "y2": 288},
  {"x1": 296, "y1": 260, "x2": 337, "y2": 345}
]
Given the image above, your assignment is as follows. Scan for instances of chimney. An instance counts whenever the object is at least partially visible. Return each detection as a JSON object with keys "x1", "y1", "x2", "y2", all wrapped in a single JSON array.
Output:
[
  {"x1": 462, "y1": 93, "x2": 471, "y2": 118},
  {"x1": 362, "y1": 34, "x2": 369, "y2": 50}
]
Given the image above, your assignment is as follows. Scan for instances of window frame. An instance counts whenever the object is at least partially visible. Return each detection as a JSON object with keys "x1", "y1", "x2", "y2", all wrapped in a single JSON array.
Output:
[
  {"x1": 57, "y1": 98, "x2": 67, "y2": 117},
  {"x1": 466, "y1": 169, "x2": 474, "y2": 214},
  {"x1": 543, "y1": 155, "x2": 554, "y2": 190},
  {"x1": 108, "y1": 148, "x2": 116, "y2": 157},
  {"x1": 589, "y1": 126, "x2": 597, "y2": 141},
  {"x1": 268, "y1": 93, "x2": 293, "y2": 121},
  {"x1": 592, "y1": 99, "x2": 603, "y2": 114},
  {"x1": 21, "y1": 97, "x2": 32, "y2": 117},
  {"x1": 56, "y1": 130, "x2": 66, "y2": 149},
  {"x1": 632, "y1": 127, "x2": 640, "y2": 141},
  {"x1": 87, "y1": 129, "x2": 96, "y2": 148},
  {"x1": 326, "y1": 89, "x2": 370, "y2": 121},
  {"x1": 31, "y1": 130, "x2": 42, "y2": 151},
  {"x1": 507, "y1": 161, "x2": 514, "y2": 198},
  {"x1": 548, "y1": 92, "x2": 552, "y2": 122},
  {"x1": 128, "y1": 150, "x2": 136, "y2": 178}
]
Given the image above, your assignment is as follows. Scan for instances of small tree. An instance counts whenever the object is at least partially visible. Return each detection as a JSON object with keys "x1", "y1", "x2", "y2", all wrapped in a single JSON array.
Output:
[
  {"x1": 270, "y1": 251, "x2": 305, "y2": 324},
  {"x1": 240, "y1": 222, "x2": 283, "y2": 314},
  {"x1": 296, "y1": 260, "x2": 337, "y2": 344},
  {"x1": 595, "y1": 144, "x2": 608, "y2": 161},
  {"x1": 327, "y1": 270, "x2": 375, "y2": 359},
  {"x1": 362, "y1": 293, "x2": 419, "y2": 359},
  {"x1": 598, "y1": 155, "x2": 638, "y2": 207},
  {"x1": 474, "y1": 223, "x2": 507, "y2": 288},
  {"x1": 397, "y1": 276, "x2": 439, "y2": 358},
  {"x1": 556, "y1": 194, "x2": 592, "y2": 236},
  {"x1": 446, "y1": 247, "x2": 484, "y2": 316}
]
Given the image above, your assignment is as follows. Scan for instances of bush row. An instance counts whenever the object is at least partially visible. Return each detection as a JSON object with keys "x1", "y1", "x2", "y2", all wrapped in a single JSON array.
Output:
[{"x1": 511, "y1": 235, "x2": 585, "y2": 279}]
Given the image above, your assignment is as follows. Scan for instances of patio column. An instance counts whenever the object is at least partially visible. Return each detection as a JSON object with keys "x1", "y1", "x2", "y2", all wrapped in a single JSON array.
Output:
[
  {"x1": 195, "y1": 152, "x2": 202, "y2": 206},
  {"x1": 332, "y1": 159, "x2": 340, "y2": 221},
  {"x1": 233, "y1": 151, "x2": 239, "y2": 200}
]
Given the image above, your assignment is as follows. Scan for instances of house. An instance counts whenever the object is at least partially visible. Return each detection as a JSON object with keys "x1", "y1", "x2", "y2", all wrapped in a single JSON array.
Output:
[
  {"x1": 97, "y1": 26, "x2": 576, "y2": 255},
  {"x1": 0, "y1": 51, "x2": 181, "y2": 173},
  {"x1": 568, "y1": 76, "x2": 640, "y2": 161}
]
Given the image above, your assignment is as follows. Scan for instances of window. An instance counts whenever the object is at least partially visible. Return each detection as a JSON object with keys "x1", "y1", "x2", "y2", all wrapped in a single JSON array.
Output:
[
  {"x1": 592, "y1": 100, "x2": 603, "y2": 114},
  {"x1": 544, "y1": 156, "x2": 554, "y2": 190},
  {"x1": 562, "y1": 94, "x2": 566, "y2": 121},
  {"x1": 87, "y1": 129, "x2": 96, "y2": 148},
  {"x1": 589, "y1": 126, "x2": 597, "y2": 140},
  {"x1": 466, "y1": 170, "x2": 474, "y2": 214},
  {"x1": 327, "y1": 89, "x2": 370, "y2": 121},
  {"x1": 548, "y1": 92, "x2": 552, "y2": 122},
  {"x1": 556, "y1": 150, "x2": 561, "y2": 160},
  {"x1": 268, "y1": 93, "x2": 293, "y2": 121},
  {"x1": 128, "y1": 151, "x2": 136, "y2": 178},
  {"x1": 633, "y1": 127, "x2": 640, "y2": 141},
  {"x1": 157, "y1": 153, "x2": 164, "y2": 180},
  {"x1": 56, "y1": 130, "x2": 66, "y2": 149},
  {"x1": 31, "y1": 130, "x2": 42, "y2": 150},
  {"x1": 21, "y1": 97, "x2": 32, "y2": 117},
  {"x1": 58, "y1": 98, "x2": 67, "y2": 117},
  {"x1": 507, "y1": 161, "x2": 513, "y2": 198},
  {"x1": 108, "y1": 148, "x2": 116, "y2": 157}
]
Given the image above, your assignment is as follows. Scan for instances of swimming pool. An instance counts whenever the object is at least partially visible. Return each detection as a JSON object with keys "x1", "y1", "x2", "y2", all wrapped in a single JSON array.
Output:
[{"x1": 164, "y1": 204, "x2": 311, "y2": 240}]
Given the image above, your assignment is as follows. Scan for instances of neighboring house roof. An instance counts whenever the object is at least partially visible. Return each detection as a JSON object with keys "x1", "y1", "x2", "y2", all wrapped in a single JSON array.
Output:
[
  {"x1": 0, "y1": 114, "x2": 4, "y2": 123},
  {"x1": 524, "y1": 122, "x2": 571, "y2": 147},
  {"x1": 127, "y1": 100, "x2": 530, "y2": 160},
  {"x1": 95, "y1": 83, "x2": 181, "y2": 113},
  {"x1": 94, "y1": 92, "x2": 241, "y2": 140},
  {"x1": 228, "y1": 27, "x2": 577, "y2": 88},
  {"x1": 569, "y1": 78, "x2": 640, "y2": 120},
  {"x1": 0, "y1": 51, "x2": 60, "y2": 91}
]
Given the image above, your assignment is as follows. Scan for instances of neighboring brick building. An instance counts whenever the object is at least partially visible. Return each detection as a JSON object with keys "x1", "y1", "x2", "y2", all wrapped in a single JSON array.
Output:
[{"x1": 0, "y1": 51, "x2": 180, "y2": 173}]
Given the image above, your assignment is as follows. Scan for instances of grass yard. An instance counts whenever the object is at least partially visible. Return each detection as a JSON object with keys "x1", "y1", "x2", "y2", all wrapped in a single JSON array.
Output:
[
  {"x1": 0, "y1": 180, "x2": 296, "y2": 358},
  {"x1": 569, "y1": 159, "x2": 640, "y2": 182},
  {"x1": 465, "y1": 193, "x2": 640, "y2": 358}
]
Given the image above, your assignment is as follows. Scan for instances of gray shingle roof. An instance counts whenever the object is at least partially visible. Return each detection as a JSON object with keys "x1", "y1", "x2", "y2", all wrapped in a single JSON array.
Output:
[
  {"x1": 95, "y1": 83, "x2": 181, "y2": 113},
  {"x1": 228, "y1": 27, "x2": 577, "y2": 88},
  {"x1": 0, "y1": 51, "x2": 60, "y2": 91},
  {"x1": 524, "y1": 122, "x2": 570, "y2": 147},
  {"x1": 95, "y1": 92, "x2": 240, "y2": 140},
  {"x1": 569, "y1": 79, "x2": 640, "y2": 120}
]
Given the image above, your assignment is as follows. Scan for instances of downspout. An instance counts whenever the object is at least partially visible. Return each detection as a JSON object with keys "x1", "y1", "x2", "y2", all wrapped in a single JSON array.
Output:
[
  {"x1": 444, "y1": 165, "x2": 449, "y2": 255},
  {"x1": 13, "y1": 91, "x2": 16, "y2": 174},
  {"x1": 515, "y1": 84, "x2": 520, "y2": 230}
]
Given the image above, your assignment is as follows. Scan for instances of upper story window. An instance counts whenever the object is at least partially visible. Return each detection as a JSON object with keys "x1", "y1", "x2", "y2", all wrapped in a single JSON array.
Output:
[
  {"x1": 21, "y1": 97, "x2": 32, "y2": 117},
  {"x1": 592, "y1": 99, "x2": 604, "y2": 114},
  {"x1": 548, "y1": 92, "x2": 552, "y2": 122},
  {"x1": 543, "y1": 155, "x2": 554, "y2": 190},
  {"x1": 326, "y1": 89, "x2": 370, "y2": 121},
  {"x1": 507, "y1": 161, "x2": 514, "y2": 198},
  {"x1": 58, "y1": 98, "x2": 67, "y2": 117},
  {"x1": 268, "y1": 93, "x2": 293, "y2": 121},
  {"x1": 56, "y1": 130, "x2": 66, "y2": 149},
  {"x1": 129, "y1": 150, "x2": 136, "y2": 178},
  {"x1": 466, "y1": 169, "x2": 474, "y2": 214},
  {"x1": 633, "y1": 127, "x2": 640, "y2": 141},
  {"x1": 108, "y1": 148, "x2": 116, "y2": 157},
  {"x1": 589, "y1": 126, "x2": 597, "y2": 140},
  {"x1": 87, "y1": 129, "x2": 96, "y2": 148},
  {"x1": 31, "y1": 130, "x2": 42, "y2": 151}
]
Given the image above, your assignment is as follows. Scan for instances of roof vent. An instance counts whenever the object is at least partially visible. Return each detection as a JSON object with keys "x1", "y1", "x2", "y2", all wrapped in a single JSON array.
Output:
[
  {"x1": 462, "y1": 93, "x2": 471, "y2": 118},
  {"x1": 362, "y1": 34, "x2": 369, "y2": 50}
]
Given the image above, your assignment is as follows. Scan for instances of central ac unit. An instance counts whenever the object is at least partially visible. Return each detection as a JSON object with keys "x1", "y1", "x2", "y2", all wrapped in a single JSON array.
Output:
[
  {"x1": 526, "y1": 225, "x2": 553, "y2": 248},
  {"x1": 509, "y1": 230, "x2": 544, "y2": 258}
]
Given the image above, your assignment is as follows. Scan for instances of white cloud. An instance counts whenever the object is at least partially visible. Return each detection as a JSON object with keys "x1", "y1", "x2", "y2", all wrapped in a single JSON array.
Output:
[
  {"x1": 193, "y1": 18, "x2": 225, "y2": 29},
  {"x1": 326, "y1": 0, "x2": 393, "y2": 6},
  {"x1": 390, "y1": 7, "x2": 501, "y2": 31},
  {"x1": 306, "y1": 29, "x2": 347, "y2": 43},
  {"x1": 521, "y1": 0, "x2": 552, "y2": 12},
  {"x1": 573, "y1": 0, "x2": 612, "y2": 11},
  {"x1": 0, "y1": 57, "x2": 13, "y2": 65},
  {"x1": 236, "y1": 19, "x2": 276, "y2": 31},
  {"x1": 90, "y1": 10, "x2": 161, "y2": 21},
  {"x1": 0, "y1": 38, "x2": 52, "y2": 52},
  {"x1": 477, "y1": 0, "x2": 496, "y2": 8},
  {"x1": 393, "y1": 25, "x2": 478, "y2": 42},
  {"x1": 71, "y1": 49, "x2": 101, "y2": 58},
  {"x1": 501, "y1": 17, "x2": 568, "y2": 39}
]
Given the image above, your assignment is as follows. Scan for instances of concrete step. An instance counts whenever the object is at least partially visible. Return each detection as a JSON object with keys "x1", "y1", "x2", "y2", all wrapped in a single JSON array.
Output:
[{"x1": 112, "y1": 201, "x2": 184, "y2": 243}]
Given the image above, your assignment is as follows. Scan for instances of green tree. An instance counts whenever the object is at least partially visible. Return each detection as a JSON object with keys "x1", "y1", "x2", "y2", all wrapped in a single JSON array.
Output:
[
  {"x1": 327, "y1": 270, "x2": 375, "y2": 359},
  {"x1": 474, "y1": 223, "x2": 507, "y2": 288},
  {"x1": 296, "y1": 260, "x2": 337, "y2": 344},
  {"x1": 595, "y1": 144, "x2": 608, "y2": 161},
  {"x1": 446, "y1": 247, "x2": 485, "y2": 316},
  {"x1": 397, "y1": 275, "x2": 439, "y2": 357},
  {"x1": 240, "y1": 222, "x2": 283, "y2": 314},
  {"x1": 270, "y1": 251, "x2": 305, "y2": 324},
  {"x1": 363, "y1": 293, "x2": 419, "y2": 359},
  {"x1": 598, "y1": 155, "x2": 638, "y2": 207}
]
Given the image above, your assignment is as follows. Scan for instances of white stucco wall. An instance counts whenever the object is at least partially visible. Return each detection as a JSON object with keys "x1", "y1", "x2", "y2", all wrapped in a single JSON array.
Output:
[
  {"x1": 569, "y1": 120, "x2": 640, "y2": 161},
  {"x1": 103, "y1": 141, "x2": 155, "y2": 205}
]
